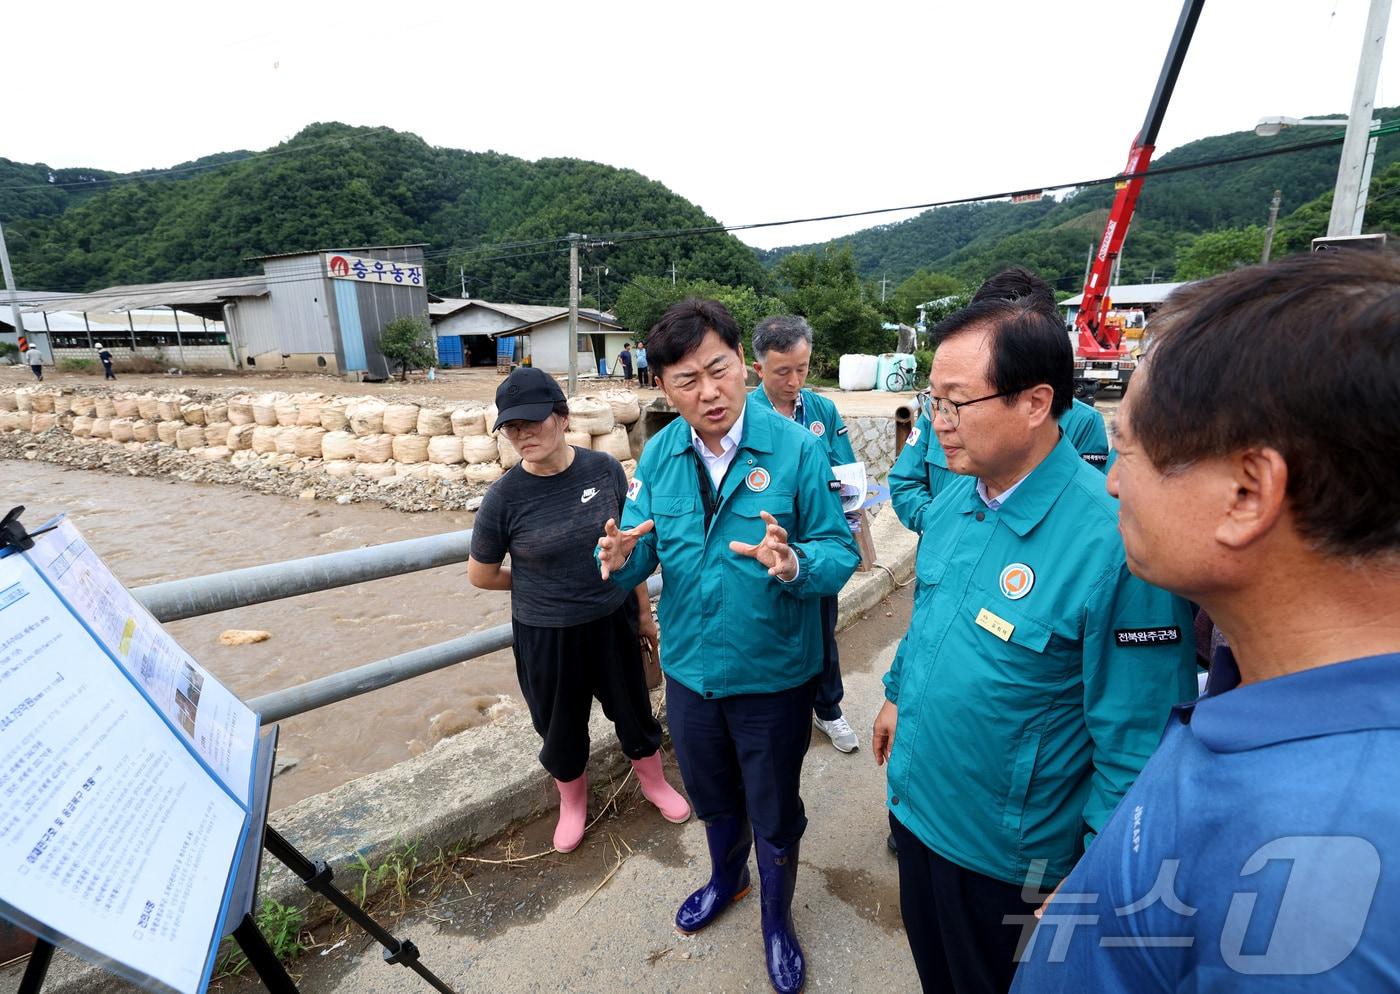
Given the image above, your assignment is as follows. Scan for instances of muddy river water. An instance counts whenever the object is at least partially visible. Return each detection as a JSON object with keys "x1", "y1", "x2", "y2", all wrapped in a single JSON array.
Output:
[{"x1": 0, "y1": 462, "x2": 518, "y2": 811}]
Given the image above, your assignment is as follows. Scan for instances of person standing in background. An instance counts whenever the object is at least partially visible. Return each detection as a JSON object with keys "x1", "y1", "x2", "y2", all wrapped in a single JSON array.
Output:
[
  {"x1": 95, "y1": 343, "x2": 116, "y2": 380},
  {"x1": 635, "y1": 342, "x2": 650, "y2": 388},
  {"x1": 618, "y1": 342, "x2": 634, "y2": 385},
  {"x1": 24, "y1": 341, "x2": 43, "y2": 382}
]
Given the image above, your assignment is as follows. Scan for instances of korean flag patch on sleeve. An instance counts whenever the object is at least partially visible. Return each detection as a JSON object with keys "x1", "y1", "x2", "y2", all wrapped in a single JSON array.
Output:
[{"x1": 626, "y1": 478, "x2": 643, "y2": 502}]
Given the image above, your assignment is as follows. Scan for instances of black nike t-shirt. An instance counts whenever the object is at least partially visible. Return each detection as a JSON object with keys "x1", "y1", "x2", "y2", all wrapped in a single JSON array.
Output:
[{"x1": 470, "y1": 446, "x2": 632, "y2": 627}]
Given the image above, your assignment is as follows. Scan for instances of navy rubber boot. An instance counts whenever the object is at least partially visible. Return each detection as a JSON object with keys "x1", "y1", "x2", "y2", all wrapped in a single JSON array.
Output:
[
  {"x1": 756, "y1": 835, "x2": 805, "y2": 993},
  {"x1": 675, "y1": 815, "x2": 752, "y2": 934}
]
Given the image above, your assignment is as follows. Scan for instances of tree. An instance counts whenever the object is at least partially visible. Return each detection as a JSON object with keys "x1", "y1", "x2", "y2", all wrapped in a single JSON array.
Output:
[
  {"x1": 379, "y1": 315, "x2": 437, "y2": 381},
  {"x1": 612, "y1": 276, "x2": 782, "y2": 347},
  {"x1": 887, "y1": 269, "x2": 965, "y2": 324},
  {"x1": 772, "y1": 246, "x2": 888, "y2": 377},
  {"x1": 1174, "y1": 226, "x2": 1266, "y2": 280}
]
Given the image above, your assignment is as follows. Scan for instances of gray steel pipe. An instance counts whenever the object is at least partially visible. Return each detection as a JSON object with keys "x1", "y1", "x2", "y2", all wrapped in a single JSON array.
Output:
[
  {"x1": 247, "y1": 574, "x2": 664, "y2": 723},
  {"x1": 132, "y1": 530, "x2": 474, "y2": 622}
]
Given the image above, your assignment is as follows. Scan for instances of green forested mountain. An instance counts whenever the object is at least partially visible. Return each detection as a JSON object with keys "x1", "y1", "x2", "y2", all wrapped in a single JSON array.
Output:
[
  {"x1": 0, "y1": 123, "x2": 766, "y2": 305},
  {"x1": 760, "y1": 106, "x2": 1400, "y2": 291}
]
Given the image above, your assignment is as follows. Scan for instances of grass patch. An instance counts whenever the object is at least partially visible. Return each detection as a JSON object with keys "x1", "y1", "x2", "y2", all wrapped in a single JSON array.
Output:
[
  {"x1": 58, "y1": 358, "x2": 96, "y2": 373},
  {"x1": 213, "y1": 898, "x2": 308, "y2": 978}
]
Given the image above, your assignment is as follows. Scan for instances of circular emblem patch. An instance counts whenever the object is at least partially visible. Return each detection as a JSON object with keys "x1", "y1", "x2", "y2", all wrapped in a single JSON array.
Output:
[
  {"x1": 999, "y1": 563, "x2": 1034, "y2": 600},
  {"x1": 746, "y1": 467, "x2": 771, "y2": 493},
  {"x1": 810, "y1": 420, "x2": 826, "y2": 438}
]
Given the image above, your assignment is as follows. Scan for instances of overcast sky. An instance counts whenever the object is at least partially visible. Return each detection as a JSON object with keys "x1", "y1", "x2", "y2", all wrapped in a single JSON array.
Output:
[{"x1": 9, "y1": 0, "x2": 1395, "y2": 251}]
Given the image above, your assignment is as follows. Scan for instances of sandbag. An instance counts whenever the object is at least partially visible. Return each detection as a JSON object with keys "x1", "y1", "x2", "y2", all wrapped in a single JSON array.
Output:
[
  {"x1": 227, "y1": 424, "x2": 257, "y2": 451},
  {"x1": 156, "y1": 397, "x2": 184, "y2": 421},
  {"x1": 203, "y1": 422, "x2": 231, "y2": 447},
  {"x1": 565, "y1": 430, "x2": 593, "y2": 450},
  {"x1": 90, "y1": 418, "x2": 112, "y2": 439},
  {"x1": 71, "y1": 396, "x2": 96, "y2": 417},
  {"x1": 463, "y1": 462, "x2": 504, "y2": 484},
  {"x1": 392, "y1": 434, "x2": 430, "y2": 464},
  {"x1": 354, "y1": 434, "x2": 393, "y2": 463},
  {"x1": 295, "y1": 426, "x2": 327, "y2": 459},
  {"x1": 0, "y1": 411, "x2": 18, "y2": 431},
  {"x1": 322, "y1": 459, "x2": 356, "y2": 478},
  {"x1": 274, "y1": 398, "x2": 300, "y2": 426},
  {"x1": 393, "y1": 462, "x2": 433, "y2": 480},
  {"x1": 132, "y1": 420, "x2": 158, "y2": 442},
  {"x1": 251, "y1": 425, "x2": 281, "y2": 454},
  {"x1": 227, "y1": 397, "x2": 254, "y2": 424},
  {"x1": 567, "y1": 397, "x2": 614, "y2": 435},
  {"x1": 600, "y1": 390, "x2": 641, "y2": 426},
  {"x1": 485, "y1": 404, "x2": 499, "y2": 432},
  {"x1": 321, "y1": 430, "x2": 355, "y2": 461},
  {"x1": 297, "y1": 399, "x2": 325, "y2": 426},
  {"x1": 30, "y1": 393, "x2": 56, "y2": 414},
  {"x1": 383, "y1": 403, "x2": 420, "y2": 435},
  {"x1": 176, "y1": 425, "x2": 206, "y2": 450},
  {"x1": 52, "y1": 395, "x2": 73, "y2": 416},
  {"x1": 31, "y1": 413, "x2": 57, "y2": 433},
  {"x1": 198, "y1": 446, "x2": 231, "y2": 462},
  {"x1": 630, "y1": 426, "x2": 644, "y2": 461},
  {"x1": 275, "y1": 427, "x2": 302, "y2": 455},
  {"x1": 429, "y1": 464, "x2": 467, "y2": 483},
  {"x1": 497, "y1": 435, "x2": 521, "y2": 469},
  {"x1": 417, "y1": 407, "x2": 452, "y2": 436},
  {"x1": 15, "y1": 391, "x2": 34, "y2": 413},
  {"x1": 156, "y1": 421, "x2": 181, "y2": 445},
  {"x1": 348, "y1": 398, "x2": 386, "y2": 436},
  {"x1": 461, "y1": 435, "x2": 498, "y2": 464},
  {"x1": 452, "y1": 408, "x2": 487, "y2": 436},
  {"x1": 319, "y1": 400, "x2": 349, "y2": 431},
  {"x1": 11, "y1": 412, "x2": 34, "y2": 432},
  {"x1": 594, "y1": 426, "x2": 632, "y2": 462},
  {"x1": 230, "y1": 449, "x2": 260, "y2": 469},
  {"x1": 180, "y1": 402, "x2": 206, "y2": 425},
  {"x1": 113, "y1": 396, "x2": 139, "y2": 418},
  {"x1": 95, "y1": 397, "x2": 117, "y2": 419},
  {"x1": 252, "y1": 394, "x2": 280, "y2": 425},
  {"x1": 205, "y1": 402, "x2": 228, "y2": 425},
  {"x1": 355, "y1": 461, "x2": 397, "y2": 479},
  {"x1": 70, "y1": 416, "x2": 94, "y2": 438},
  {"x1": 0, "y1": 392, "x2": 16, "y2": 411},
  {"x1": 428, "y1": 435, "x2": 463, "y2": 465},
  {"x1": 109, "y1": 418, "x2": 135, "y2": 443},
  {"x1": 137, "y1": 395, "x2": 160, "y2": 421}
]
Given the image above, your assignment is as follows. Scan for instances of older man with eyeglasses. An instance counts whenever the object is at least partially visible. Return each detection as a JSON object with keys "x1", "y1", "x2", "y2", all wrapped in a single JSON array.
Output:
[{"x1": 872, "y1": 294, "x2": 1197, "y2": 994}]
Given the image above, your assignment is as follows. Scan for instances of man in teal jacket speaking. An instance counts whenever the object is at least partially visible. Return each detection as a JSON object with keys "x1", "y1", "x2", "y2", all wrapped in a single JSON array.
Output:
[
  {"x1": 597, "y1": 298, "x2": 858, "y2": 994},
  {"x1": 871, "y1": 293, "x2": 1196, "y2": 994}
]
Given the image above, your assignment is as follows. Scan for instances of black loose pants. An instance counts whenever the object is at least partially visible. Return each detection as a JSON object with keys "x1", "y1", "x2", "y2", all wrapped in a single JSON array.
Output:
[{"x1": 511, "y1": 597, "x2": 662, "y2": 782}]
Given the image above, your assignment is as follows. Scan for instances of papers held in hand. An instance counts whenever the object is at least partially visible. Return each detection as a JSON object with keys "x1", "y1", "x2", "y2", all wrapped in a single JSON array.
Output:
[{"x1": 831, "y1": 462, "x2": 889, "y2": 514}]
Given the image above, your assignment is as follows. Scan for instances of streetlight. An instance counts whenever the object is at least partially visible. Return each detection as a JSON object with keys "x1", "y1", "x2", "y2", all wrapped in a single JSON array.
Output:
[{"x1": 1254, "y1": 116, "x2": 1381, "y2": 235}]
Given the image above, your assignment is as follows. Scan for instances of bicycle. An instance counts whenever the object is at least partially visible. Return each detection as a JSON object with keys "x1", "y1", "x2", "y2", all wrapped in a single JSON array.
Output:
[{"x1": 885, "y1": 365, "x2": 917, "y2": 392}]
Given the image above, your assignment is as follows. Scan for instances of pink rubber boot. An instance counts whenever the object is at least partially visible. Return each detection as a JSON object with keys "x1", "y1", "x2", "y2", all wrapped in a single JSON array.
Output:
[
  {"x1": 553, "y1": 774, "x2": 588, "y2": 853},
  {"x1": 632, "y1": 752, "x2": 692, "y2": 824}
]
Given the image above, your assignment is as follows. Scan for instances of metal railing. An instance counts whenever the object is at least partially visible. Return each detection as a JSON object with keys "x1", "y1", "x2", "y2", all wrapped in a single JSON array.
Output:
[{"x1": 130, "y1": 531, "x2": 661, "y2": 724}]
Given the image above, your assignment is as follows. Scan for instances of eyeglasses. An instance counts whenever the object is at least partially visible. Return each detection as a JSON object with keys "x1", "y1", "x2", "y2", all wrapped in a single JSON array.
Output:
[
  {"x1": 499, "y1": 419, "x2": 550, "y2": 439},
  {"x1": 928, "y1": 389, "x2": 1024, "y2": 428}
]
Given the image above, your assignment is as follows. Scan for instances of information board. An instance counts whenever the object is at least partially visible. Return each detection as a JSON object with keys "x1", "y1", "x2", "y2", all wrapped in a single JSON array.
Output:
[{"x1": 0, "y1": 518, "x2": 260, "y2": 994}]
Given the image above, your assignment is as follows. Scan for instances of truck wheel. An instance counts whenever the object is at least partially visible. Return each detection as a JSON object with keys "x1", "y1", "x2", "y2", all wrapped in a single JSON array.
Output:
[{"x1": 1074, "y1": 379, "x2": 1100, "y2": 404}]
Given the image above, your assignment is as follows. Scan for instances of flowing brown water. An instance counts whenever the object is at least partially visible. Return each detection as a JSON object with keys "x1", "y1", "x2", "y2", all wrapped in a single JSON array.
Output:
[{"x1": 0, "y1": 462, "x2": 518, "y2": 811}]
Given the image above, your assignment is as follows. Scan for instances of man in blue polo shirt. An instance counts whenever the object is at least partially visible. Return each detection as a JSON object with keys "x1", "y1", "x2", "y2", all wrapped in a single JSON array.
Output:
[{"x1": 1012, "y1": 250, "x2": 1400, "y2": 991}]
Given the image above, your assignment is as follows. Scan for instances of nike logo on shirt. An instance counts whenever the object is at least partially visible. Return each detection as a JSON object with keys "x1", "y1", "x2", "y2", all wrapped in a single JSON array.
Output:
[{"x1": 581, "y1": 488, "x2": 599, "y2": 504}]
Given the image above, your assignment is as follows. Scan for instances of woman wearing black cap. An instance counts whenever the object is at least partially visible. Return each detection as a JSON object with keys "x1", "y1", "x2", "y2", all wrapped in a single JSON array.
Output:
[{"x1": 468, "y1": 367, "x2": 690, "y2": 852}]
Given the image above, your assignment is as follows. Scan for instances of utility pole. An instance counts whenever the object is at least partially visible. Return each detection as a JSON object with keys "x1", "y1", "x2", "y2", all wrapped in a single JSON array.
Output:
[
  {"x1": 459, "y1": 265, "x2": 467, "y2": 298},
  {"x1": 567, "y1": 233, "x2": 582, "y2": 397},
  {"x1": 1262, "y1": 189, "x2": 1283, "y2": 263},
  {"x1": 0, "y1": 221, "x2": 25, "y2": 350},
  {"x1": 669, "y1": 260, "x2": 677, "y2": 286},
  {"x1": 1329, "y1": 0, "x2": 1390, "y2": 236},
  {"x1": 590, "y1": 265, "x2": 608, "y2": 311},
  {"x1": 879, "y1": 274, "x2": 890, "y2": 303},
  {"x1": 1081, "y1": 241, "x2": 1094, "y2": 289}
]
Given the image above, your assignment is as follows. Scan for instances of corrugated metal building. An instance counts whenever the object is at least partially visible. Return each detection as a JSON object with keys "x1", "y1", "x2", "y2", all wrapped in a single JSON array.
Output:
[
  {"x1": 235, "y1": 245, "x2": 430, "y2": 379},
  {"x1": 429, "y1": 299, "x2": 627, "y2": 375}
]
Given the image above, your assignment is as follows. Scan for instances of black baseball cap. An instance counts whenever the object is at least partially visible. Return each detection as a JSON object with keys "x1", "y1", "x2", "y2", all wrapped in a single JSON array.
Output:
[{"x1": 492, "y1": 367, "x2": 566, "y2": 431}]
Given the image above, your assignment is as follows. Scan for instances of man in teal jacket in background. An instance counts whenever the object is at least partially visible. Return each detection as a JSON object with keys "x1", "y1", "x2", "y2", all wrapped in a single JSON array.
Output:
[
  {"x1": 748, "y1": 314, "x2": 861, "y2": 755},
  {"x1": 598, "y1": 298, "x2": 858, "y2": 994},
  {"x1": 871, "y1": 293, "x2": 1196, "y2": 994}
]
